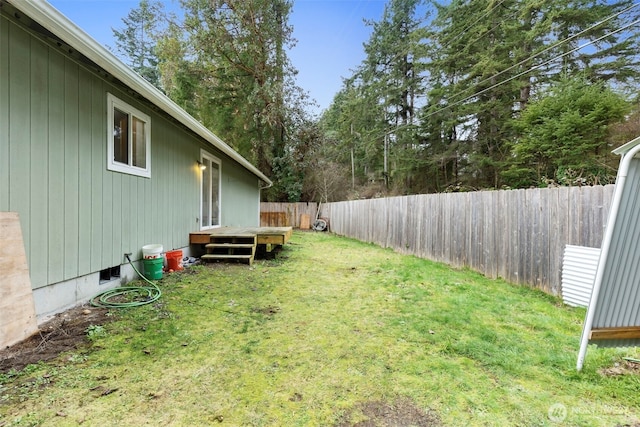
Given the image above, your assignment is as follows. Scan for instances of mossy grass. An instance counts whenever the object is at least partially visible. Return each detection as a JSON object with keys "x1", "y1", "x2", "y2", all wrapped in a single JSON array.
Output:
[{"x1": 1, "y1": 232, "x2": 638, "y2": 426}]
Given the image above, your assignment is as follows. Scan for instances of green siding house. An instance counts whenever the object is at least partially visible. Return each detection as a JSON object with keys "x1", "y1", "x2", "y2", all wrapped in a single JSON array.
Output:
[{"x1": 0, "y1": 0, "x2": 272, "y2": 318}]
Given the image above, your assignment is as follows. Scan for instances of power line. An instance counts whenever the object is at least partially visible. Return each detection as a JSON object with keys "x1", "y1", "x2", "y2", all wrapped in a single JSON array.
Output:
[
  {"x1": 355, "y1": 15, "x2": 640, "y2": 142},
  {"x1": 422, "y1": 15, "x2": 640, "y2": 121},
  {"x1": 347, "y1": 2, "x2": 640, "y2": 142},
  {"x1": 435, "y1": 2, "x2": 640, "y2": 112},
  {"x1": 435, "y1": 0, "x2": 510, "y2": 49}
]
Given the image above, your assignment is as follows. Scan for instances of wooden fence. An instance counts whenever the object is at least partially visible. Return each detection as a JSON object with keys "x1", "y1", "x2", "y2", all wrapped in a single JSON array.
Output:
[
  {"x1": 260, "y1": 202, "x2": 318, "y2": 228},
  {"x1": 319, "y1": 185, "x2": 615, "y2": 295}
]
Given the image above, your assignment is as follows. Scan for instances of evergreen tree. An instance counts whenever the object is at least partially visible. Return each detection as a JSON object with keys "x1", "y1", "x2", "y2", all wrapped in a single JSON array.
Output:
[
  {"x1": 424, "y1": 0, "x2": 548, "y2": 189},
  {"x1": 505, "y1": 75, "x2": 628, "y2": 187},
  {"x1": 180, "y1": 0, "x2": 288, "y2": 167},
  {"x1": 112, "y1": 0, "x2": 164, "y2": 88},
  {"x1": 549, "y1": 0, "x2": 640, "y2": 86},
  {"x1": 422, "y1": 0, "x2": 640, "y2": 190},
  {"x1": 176, "y1": 0, "x2": 313, "y2": 201},
  {"x1": 155, "y1": 21, "x2": 201, "y2": 116},
  {"x1": 323, "y1": 0, "x2": 429, "y2": 192}
]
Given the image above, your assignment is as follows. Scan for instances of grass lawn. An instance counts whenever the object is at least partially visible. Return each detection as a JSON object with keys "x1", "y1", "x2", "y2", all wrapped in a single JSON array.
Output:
[{"x1": 1, "y1": 231, "x2": 639, "y2": 426}]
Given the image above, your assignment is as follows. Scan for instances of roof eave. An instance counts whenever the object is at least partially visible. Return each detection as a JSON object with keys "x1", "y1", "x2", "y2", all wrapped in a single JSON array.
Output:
[
  {"x1": 9, "y1": 0, "x2": 272, "y2": 187},
  {"x1": 612, "y1": 135, "x2": 640, "y2": 157}
]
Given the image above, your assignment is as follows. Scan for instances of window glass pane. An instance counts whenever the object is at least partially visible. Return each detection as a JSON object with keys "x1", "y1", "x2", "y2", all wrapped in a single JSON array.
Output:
[
  {"x1": 201, "y1": 159, "x2": 211, "y2": 227},
  {"x1": 107, "y1": 94, "x2": 151, "y2": 178},
  {"x1": 210, "y1": 162, "x2": 219, "y2": 226},
  {"x1": 132, "y1": 116, "x2": 146, "y2": 168},
  {"x1": 200, "y1": 157, "x2": 220, "y2": 228},
  {"x1": 113, "y1": 108, "x2": 128, "y2": 164}
]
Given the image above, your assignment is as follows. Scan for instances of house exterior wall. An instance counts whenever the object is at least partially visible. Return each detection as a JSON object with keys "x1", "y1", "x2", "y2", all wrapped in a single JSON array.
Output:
[
  {"x1": 0, "y1": 11, "x2": 261, "y2": 295},
  {"x1": 221, "y1": 163, "x2": 261, "y2": 227}
]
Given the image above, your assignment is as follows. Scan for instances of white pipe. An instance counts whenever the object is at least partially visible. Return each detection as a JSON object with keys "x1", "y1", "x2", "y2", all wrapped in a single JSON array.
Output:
[{"x1": 577, "y1": 142, "x2": 640, "y2": 370}]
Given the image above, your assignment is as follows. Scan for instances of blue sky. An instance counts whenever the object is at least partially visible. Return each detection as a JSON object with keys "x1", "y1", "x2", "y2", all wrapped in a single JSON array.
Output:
[{"x1": 48, "y1": 0, "x2": 388, "y2": 115}]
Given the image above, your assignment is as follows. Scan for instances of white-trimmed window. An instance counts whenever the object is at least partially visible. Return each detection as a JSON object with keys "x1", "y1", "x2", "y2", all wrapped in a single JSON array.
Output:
[{"x1": 107, "y1": 93, "x2": 151, "y2": 178}]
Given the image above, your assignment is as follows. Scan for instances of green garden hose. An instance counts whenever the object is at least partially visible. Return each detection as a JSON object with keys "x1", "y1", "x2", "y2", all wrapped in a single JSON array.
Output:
[{"x1": 90, "y1": 254, "x2": 162, "y2": 308}]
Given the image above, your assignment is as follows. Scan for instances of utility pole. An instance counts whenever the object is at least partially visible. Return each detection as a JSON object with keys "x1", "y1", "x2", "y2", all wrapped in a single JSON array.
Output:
[
  {"x1": 384, "y1": 133, "x2": 389, "y2": 189},
  {"x1": 350, "y1": 123, "x2": 355, "y2": 190}
]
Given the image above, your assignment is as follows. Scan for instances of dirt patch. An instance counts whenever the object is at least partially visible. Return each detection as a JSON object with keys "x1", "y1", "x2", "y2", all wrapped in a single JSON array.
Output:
[
  {"x1": 599, "y1": 360, "x2": 640, "y2": 377},
  {"x1": 0, "y1": 305, "x2": 114, "y2": 373},
  {"x1": 335, "y1": 398, "x2": 442, "y2": 427},
  {"x1": 251, "y1": 305, "x2": 280, "y2": 317}
]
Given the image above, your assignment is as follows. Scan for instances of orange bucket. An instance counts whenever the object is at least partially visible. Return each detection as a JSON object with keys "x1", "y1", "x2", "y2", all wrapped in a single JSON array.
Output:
[{"x1": 166, "y1": 249, "x2": 183, "y2": 271}]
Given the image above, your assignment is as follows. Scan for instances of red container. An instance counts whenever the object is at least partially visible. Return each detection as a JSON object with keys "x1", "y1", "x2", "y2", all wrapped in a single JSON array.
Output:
[{"x1": 166, "y1": 249, "x2": 183, "y2": 271}]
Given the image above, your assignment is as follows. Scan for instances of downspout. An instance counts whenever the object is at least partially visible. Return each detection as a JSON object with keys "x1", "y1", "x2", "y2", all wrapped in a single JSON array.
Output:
[
  {"x1": 258, "y1": 179, "x2": 273, "y2": 225},
  {"x1": 576, "y1": 143, "x2": 640, "y2": 370}
]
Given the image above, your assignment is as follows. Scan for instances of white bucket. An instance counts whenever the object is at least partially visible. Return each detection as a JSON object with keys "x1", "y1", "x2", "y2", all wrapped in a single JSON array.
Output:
[{"x1": 142, "y1": 244, "x2": 163, "y2": 259}]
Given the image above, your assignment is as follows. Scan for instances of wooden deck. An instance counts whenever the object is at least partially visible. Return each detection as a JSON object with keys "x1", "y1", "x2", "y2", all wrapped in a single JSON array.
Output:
[{"x1": 189, "y1": 226, "x2": 293, "y2": 246}]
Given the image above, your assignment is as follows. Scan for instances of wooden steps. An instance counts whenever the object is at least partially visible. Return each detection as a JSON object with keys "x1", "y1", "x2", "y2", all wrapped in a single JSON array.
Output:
[{"x1": 201, "y1": 233, "x2": 257, "y2": 266}]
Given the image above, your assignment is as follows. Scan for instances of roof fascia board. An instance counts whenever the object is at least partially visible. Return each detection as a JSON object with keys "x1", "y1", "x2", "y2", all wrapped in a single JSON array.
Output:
[
  {"x1": 612, "y1": 135, "x2": 640, "y2": 156},
  {"x1": 9, "y1": 0, "x2": 272, "y2": 186}
]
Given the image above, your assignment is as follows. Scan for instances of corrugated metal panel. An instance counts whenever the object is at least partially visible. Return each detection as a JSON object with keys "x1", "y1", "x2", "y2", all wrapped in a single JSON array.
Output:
[
  {"x1": 561, "y1": 245, "x2": 600, "y2": 307},
  {"x1": 591, "y1": 156, "x2": 640, "y2": 348}
]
